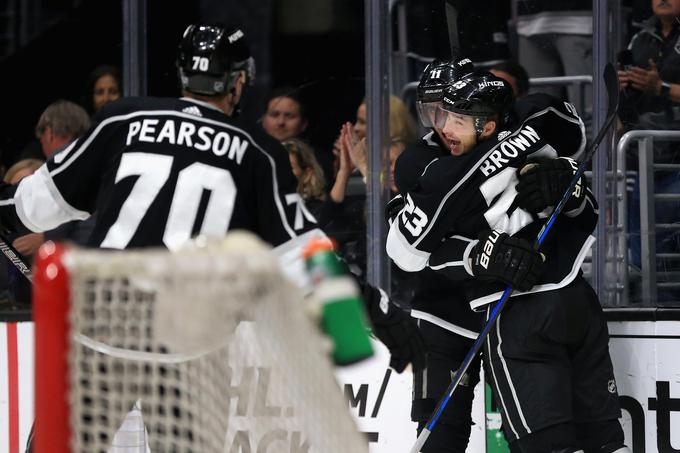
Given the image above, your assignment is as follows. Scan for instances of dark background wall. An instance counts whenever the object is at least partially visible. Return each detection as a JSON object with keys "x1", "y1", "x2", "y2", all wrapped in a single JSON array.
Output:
[{"x1": 0, "y1": 0, "x2": 366, "y2": 168}]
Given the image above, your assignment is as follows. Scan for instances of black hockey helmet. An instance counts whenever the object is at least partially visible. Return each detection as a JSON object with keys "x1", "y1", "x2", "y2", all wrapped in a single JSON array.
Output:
[
  {"x1": 416, "y1": 57, "x2": 474, "y2": 127},
  {"x1": 436, "y1": 71, "x2": 513, "y2": 133},
  {"x1": 176, "y1": 24, "x2": 255, "y2": 96},
  {"x1": 417, "y1": 57, "x2": 475, "y2": 103}
]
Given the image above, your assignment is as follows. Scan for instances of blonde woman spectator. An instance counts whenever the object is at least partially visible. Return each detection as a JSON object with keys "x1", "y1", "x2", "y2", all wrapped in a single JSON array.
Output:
[
  {"x1": 338, "y1": 95, "x2": 418, "y2": 197},
  {"x1": 353, "y1": 101, "x2": 367, "y2": 140},
  {"x1": 388, "y1": 139, "x2": 408, "y2": 194},
  {"x1": 3, "y1": 159, "x2": 44, "y2": 185},
  {"x1": 351, "y1": 95, "x2": 418, "y2": 145},
  {"x1": 282, "y1": 138, "x2": 326, "y2": 201},
  {"x1": 323, "y1": 95, "x2": 417, "y2": 278},
  {"x1": 388, "y1": 95, "x2": 418, "y2": 144}
]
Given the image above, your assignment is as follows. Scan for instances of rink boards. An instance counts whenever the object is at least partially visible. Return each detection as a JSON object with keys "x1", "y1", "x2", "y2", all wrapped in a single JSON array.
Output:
[{"x1": 0, "y1": 316, "x2": 678, "y2": 453}]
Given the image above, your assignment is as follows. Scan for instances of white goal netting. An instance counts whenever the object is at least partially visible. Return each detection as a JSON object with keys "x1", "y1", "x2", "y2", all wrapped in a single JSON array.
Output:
[{"x1": 59, "y1": 234, "x2": 368, "y2": 453}]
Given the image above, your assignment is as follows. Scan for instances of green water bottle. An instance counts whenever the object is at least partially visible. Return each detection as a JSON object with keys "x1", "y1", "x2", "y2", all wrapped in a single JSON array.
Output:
[
  {"x1": 486, "y1": 383, "x2": 510, "y2": 452},
  {"x1": 303, "y1": 238, "x2": 374, "y2": 365}
]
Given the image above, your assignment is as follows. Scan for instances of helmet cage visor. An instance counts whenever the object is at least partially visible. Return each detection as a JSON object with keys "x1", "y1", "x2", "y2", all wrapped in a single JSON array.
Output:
[
  {"x1": 434, "y1": 105, "x2": 488, "y2": 135},
  {"x1": 416, "y1": 100, "x2": 440, "y2": 128}
]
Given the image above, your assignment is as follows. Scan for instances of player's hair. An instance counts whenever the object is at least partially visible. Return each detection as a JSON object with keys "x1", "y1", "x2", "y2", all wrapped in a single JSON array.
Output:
[
  {"x1": 35, "y1": 100, "x2": 90, "y2": 140},
  {"x1": 282, "y1": 138, "x2": 326, "y2": 200},
  {"x1": 264, "y1": 86, "x2": 307, "y2": 119}
]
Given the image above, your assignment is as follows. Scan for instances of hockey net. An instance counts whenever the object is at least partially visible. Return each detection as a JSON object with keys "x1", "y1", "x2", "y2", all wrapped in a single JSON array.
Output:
[{"x1": 33, "y1": 235, "x2": 368, "y2": 453}]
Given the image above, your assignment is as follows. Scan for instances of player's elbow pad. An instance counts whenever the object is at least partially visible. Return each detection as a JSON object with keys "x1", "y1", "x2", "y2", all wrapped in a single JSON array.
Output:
[{"x1": 386, "y1": 225, "x2": 429, "y2": 272}]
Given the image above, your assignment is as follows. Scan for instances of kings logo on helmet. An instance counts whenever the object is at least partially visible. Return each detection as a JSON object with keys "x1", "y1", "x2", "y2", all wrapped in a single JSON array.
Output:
[{"x1": 478, "y1": 80, "x2": 505, "y2": 89}]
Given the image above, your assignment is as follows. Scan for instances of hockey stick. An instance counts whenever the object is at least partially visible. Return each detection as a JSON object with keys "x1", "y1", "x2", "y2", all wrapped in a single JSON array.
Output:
[
  {"x1": 410, "y1": 63, "x2": 619, "y2": 453},
  {"x1": 444, "y1": 1, "x2": 461, "y2": 56},
  {"x1": 0, "y1": 233, "x2": 33, "y2": 283}
]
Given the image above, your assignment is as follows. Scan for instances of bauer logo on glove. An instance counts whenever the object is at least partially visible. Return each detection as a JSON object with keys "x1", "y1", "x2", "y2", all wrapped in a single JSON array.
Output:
[
  {"x1": 470, "y1": 229, "x2": 545, "y2": 292},
  {"x1": 478, "y1": 229, "x2": 501, "y2": 269}
]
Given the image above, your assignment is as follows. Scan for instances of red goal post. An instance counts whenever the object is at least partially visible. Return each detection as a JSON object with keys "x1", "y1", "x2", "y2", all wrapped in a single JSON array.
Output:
[
  {"x1": 33, "y1": 241, "x2": 70, "y2": 453},
  {"x1": 32, "y1": 236, "x2": 368, "y2": 453}
]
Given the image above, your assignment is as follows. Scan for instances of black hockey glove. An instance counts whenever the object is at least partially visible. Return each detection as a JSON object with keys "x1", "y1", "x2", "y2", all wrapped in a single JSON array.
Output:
[
  {"x1": 385, "y1": 194, "x2": 405, "y2": 224},
  {"x1": 470, "y1": 230, "x2": 545, "y2": 292},
  {"x1": 361, "y1": 283, "x2": 427, "y2": 373},
  {"x1": 515, "y1": 157, "x2": 586, "y2": 215}
]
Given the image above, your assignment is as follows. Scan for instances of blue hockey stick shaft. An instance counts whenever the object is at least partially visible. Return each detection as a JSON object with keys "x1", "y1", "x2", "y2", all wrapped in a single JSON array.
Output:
[{"x1": 410, "y1": 63, "x2": 618, "y2": 453}]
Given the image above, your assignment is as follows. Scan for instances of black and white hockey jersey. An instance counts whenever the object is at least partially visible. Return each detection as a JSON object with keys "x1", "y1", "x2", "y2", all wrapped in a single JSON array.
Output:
[
  {"x1": 387, "y1": 93, "x2": 598, "y2": 311},
  {"x1": 0, "y1": 97, "x2": 315, "y2": 250},
  {"x1": 392, "y1": 130, "x2": 483, "y2": 337}
]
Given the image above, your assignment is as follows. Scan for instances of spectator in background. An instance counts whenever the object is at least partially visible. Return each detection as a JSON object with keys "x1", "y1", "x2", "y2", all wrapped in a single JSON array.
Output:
[
  {"x1": 83, "y1": 65, "x2": 122, "y2": 115},
  {"x1": 322, "y1": 124, "x2": 367, "y2": 277},
  {"x1": 348, "y1": 94, "x2": 418, "y2": 144},
  {"x1": 325, "y1": 95, "x2": 417, "y2": 282},
  {"x1": 345, "y1": 95, "x2": 418, "y2": 183},
  {"x1": 35, "y1": 100, "x2": 90, "y2": 158},
  {"x1": 0, "y1": 152, "x2": 5, "y2": 183},
  {"x1": 261, "y1": 87, "x2": 342, "y2": 184},
  {"x1": 2, "y1": 159, "x2": 92, "y2": 305},
  {"x1": 11, "y1": 101, "x2": 94, "y2": 260},
  {"x1": 3, "y1": 159, "x2": 44, "y2": 186},
  {"x1": 353, "y1": 100, "x2": 367, "y2": 141},
  {"x1": 490, "y1": 60, "x2": 531, "y2": 99},
  {"x1": 618, "y1": 0, "x2": 680, "y2": 132},
  {"x1": 516, "y1": 0, "x2": 592, "y2": 110},
  {"x1": 618, "y1": 0, "x2": 680, "y2": 304},
  {"x1": 388, "y1": 139, "x2": 409, "y2": 194},
  {"x1": 282, "y1": 138, "x2": 326, "y2": 221},
  {"x1": 261, "y1": 87, "x2": 308, "y2": 142},
  {"x1": 19, "y1": 99, "x2": 90, "y2": 161},
  {"x1": 330, "y1": 134, "x2": 343, "y2": 180},
  {"x1": 389, "y1": 95, "x2": 419, "y2": 147}
]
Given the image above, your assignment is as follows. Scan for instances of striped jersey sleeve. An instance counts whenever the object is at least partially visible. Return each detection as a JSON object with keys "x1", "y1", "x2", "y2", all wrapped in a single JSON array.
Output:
[{"x1": 0, "y1": 97, "x2": 314, "y2": 249}]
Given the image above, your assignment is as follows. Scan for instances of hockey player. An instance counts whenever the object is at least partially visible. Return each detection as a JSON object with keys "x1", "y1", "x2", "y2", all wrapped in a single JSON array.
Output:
[
  {"x1": 394, "y1": 57, "x2": 474, "y2": 190},
  {"x1": 386, "y1": 71, "x2": 629, "y2": 452},
  {"x1": 3, "y1": 22, "x2": 427, "y2": 453},
  {"x1": 387, "y1": 57, "x2": 485, "y2": 452},
  {"x1": 0, "y1": 23, "x2": 424, "y2": 377},
  {"x1": 0, "y1": 24, "x2": 304, "y2": 250}
]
